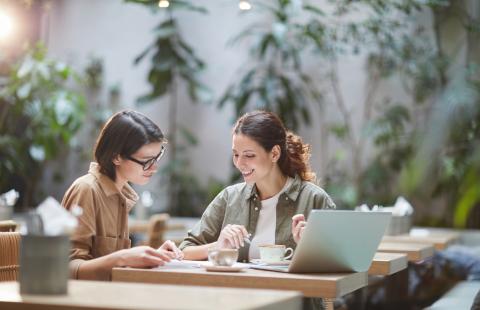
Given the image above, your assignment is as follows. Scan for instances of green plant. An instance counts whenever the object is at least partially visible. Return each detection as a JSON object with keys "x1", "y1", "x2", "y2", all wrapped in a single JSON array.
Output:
[
  {"x1": 219, "y1": 0, "x2": 326, "y2": 130},
  {"x1": 322, "y1": 0, "x2": 480, "y2": 228},
  {"x1": 316, "y1": 0, "x2": 449, "y2": 207},
  {"x1": 127, "y1": 0, "x2": 215, "y2": 216},
  {"x1": 0, "y1": 44, "x2": 85, "y2": 208},
  {"x1": 400, "y1": 68, "x2": 480, "y2": 227},
  {"x1": 220, "y1": 0, "x2": 480, "y2": 228}
]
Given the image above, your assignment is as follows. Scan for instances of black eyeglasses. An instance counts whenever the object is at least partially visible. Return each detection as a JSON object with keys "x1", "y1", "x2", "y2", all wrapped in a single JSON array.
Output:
[{"x1": 127, "y1": 145, "x2": 165, "y2": 171}]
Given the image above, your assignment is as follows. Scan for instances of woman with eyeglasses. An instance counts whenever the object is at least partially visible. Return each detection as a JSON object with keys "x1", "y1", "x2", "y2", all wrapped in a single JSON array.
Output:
[{"x1": 62, "y1": 110, "x2": 183, "y2": 281}]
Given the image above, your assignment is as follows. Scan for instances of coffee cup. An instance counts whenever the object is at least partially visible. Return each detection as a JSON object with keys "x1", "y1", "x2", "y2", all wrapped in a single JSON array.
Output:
[
  {"x1": 258, "y1": 244, "x2": 293, "y2": 263},
  {"x1": 208, "y1": 248, "x2": 239, "y2": 267}
]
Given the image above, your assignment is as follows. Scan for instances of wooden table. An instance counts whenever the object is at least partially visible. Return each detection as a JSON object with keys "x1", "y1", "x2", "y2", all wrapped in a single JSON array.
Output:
[
  {"x1": 368, "y1": 252, "x2": 408, "y2": 276},
  {"x1": 112, "y1": 265, "x2": 367, "y2": 310},
  {"x1": 0, "y1": 280, "x2": 302, "y2": 310},
  {"x1": 378, "y1": 242, "x2": 435, "y2": 261},
  {"x1": 382, "y1": 231, "x2": 460, "y2": 250}
]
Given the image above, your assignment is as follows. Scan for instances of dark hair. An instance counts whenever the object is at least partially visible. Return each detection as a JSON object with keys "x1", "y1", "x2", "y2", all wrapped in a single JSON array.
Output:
[
  {"x1": 94, "y1": 110, "x2": 166, "y2": 181},
  {"x1": 233, "y1": 110, "x2": 316, "y2": 182}
]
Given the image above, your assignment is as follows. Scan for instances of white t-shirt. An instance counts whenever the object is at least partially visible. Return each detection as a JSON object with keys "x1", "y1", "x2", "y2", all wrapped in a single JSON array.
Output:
[{"x1": 248, "y1": 177, "x2": 294, "y2": 259}]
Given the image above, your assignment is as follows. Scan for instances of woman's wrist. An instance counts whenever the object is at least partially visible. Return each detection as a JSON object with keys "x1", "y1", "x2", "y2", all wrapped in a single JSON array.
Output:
[
  {"x1": 183, "y1": 243, "x2": 215, "y2": 260},
  {"x1": 111, "y1": 249, "x2": 127, "y2": 267}
]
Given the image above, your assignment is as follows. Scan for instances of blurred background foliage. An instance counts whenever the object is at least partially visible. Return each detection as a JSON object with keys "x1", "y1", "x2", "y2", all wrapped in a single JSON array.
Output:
[
  {"x1": 0, "y1": 0, "x2": 478, "y2": 227},
  {"x1": 126, "y1": 0, "x2": 218, "y2": 216},
  {"x1": 0, "y1": 44, "x2": 85, "y2": 209},
  {"x1": 219, "y1": 0, "x2": 326, "y2": 130},
  {"x1": 218, "y1": 0, "x2": 480, "y2": 227}
]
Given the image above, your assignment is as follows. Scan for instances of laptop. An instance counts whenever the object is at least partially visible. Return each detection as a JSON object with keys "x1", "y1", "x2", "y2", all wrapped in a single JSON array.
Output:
[{"x1": 251, "y1": 210, "x2": 391, "y2": 273}]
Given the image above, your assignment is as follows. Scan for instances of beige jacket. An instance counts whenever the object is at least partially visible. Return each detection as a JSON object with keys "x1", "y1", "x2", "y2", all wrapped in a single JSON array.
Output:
[{"x1": 62, "y1": 162, "x2": 138, "y2": 280}]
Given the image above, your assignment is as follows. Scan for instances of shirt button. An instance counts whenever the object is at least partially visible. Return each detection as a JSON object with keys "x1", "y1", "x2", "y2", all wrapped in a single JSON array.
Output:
[
  {"x1": 255, "y1": 207, "x2": 258, "y2": 211},
  {"x1": 285, "y1": 197, "x2": 289, "y2": 200}
]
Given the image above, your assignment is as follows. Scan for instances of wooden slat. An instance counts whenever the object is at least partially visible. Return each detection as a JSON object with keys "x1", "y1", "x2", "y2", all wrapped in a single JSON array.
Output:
[
  {"x1": 378, "y1": 242, "x2": 434, "y2": 261},
  {"x1": 369, "y1": 252, "x2": 408, "y2": 276},
  {"x1": 382, "y1": 232, "x2": 460, "y2": 250}
]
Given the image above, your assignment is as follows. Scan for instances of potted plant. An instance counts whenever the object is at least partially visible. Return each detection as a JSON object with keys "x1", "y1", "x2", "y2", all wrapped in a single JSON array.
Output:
[{"x1": 0, "y1": 44, "x2": 85, "y2": 209}]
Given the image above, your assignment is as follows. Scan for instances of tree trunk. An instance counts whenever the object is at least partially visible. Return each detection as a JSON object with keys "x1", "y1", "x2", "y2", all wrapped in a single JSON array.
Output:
[{"x1": 168, "y1": 74, "x2": 179, "y2": 215}]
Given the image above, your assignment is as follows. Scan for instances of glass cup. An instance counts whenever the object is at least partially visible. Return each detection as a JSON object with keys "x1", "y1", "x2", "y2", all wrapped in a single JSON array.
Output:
[{"x1": 207, "y1": 248, "x2": 239, "y2": 267}]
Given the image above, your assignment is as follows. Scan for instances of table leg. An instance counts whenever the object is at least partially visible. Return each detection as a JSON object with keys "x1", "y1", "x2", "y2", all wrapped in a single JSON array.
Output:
[
  {"x1": 324, "y1": 298, "x2": 335, "y2": 310},
  {"x1": 385, "y1": 267, "x2": 409, "y2": 309}
]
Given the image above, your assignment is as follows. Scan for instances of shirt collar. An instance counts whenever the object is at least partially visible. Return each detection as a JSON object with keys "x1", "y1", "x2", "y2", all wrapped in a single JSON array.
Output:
[
  {"x1": 88, "y1": 162, "x2": 139, "y2": 209},
  {"x1": 245, "y1": 174, "x2": 302, "y2": 203}
]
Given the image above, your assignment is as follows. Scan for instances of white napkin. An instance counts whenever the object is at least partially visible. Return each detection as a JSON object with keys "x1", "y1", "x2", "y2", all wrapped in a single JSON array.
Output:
[
  {"x1": 355, "y1": 196, "x2": 414, "y2": 216},
  {"x1": 0, "y1": 189, "x2": 19, "y2": 206},
  {"x1": 37, "y1": 197, "x2": 80, "y2": 235}
]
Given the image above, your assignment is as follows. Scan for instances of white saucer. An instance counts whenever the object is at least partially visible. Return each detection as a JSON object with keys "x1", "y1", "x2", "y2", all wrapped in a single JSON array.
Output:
[
  {"x1": 250, "y1": 259, "x2": 290, "y2": 266},
  {"x1": 204, "y1": 265, "x2": 245, "y2": 272}
]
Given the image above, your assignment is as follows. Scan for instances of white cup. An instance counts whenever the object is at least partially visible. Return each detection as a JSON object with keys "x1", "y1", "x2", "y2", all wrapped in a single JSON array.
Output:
[{"x1": 258, "y1": 244, "x2": 293, "y2": 263}]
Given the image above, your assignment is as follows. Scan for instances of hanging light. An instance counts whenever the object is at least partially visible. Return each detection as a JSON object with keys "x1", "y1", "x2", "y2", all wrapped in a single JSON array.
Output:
[
  {"x1": 238, "y1": 0, "x2": 251, "y2": 11},
  {"x1": 158, "y1": 0, "x2": 170, "y2": 8},
  {"x1": 0, "y1": 9, "x2": 13, "y2": 41}
]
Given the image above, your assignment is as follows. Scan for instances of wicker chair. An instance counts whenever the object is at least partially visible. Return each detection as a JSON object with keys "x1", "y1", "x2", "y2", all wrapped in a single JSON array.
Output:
[
  {"x1": 0, "y1": 220, "x2": 17, "y2": 232},
  {"x1": 0, "y1": 232, "x2": 21, "y2": 281}
]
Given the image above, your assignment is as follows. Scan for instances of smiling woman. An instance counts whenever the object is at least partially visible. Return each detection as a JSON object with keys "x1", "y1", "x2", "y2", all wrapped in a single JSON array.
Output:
[
  {"x1": 180, "y1": 110, "x2": 335, "y2": 263},
  {"x1": 61, "y1": 110, "x2": 183, "y2": 281}
]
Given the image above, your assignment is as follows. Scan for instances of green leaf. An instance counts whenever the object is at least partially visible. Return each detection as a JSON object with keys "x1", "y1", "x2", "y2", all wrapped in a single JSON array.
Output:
[
  {"x1": 329, "y1": 124, "x2": 349, "y2": 140},
  {"x1": 454, "y1": 179, "x2": 480, "y2": 228},
  {"x1": 303, "y1": 4, "x2": 325, "y2": 16},
  {"x1": 168, "y1": 0, "x2": 208, "y2": 14},
  {"x1": 179, "y1": 126, "x2": 198, "y2": 145},
  {"x1": 134, "y1": 44, "x2": 153, "y2": 65}
]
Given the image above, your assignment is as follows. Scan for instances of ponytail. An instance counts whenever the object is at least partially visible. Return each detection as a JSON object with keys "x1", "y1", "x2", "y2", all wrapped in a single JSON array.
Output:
[{"x1": 279, "y1": 131, "x2": 316, "y2": 182}]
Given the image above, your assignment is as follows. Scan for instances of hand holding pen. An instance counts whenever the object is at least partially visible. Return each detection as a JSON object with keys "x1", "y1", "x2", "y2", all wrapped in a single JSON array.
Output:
[{"x1": 217, "y1": 224, "x2": 251, "y2": 249}]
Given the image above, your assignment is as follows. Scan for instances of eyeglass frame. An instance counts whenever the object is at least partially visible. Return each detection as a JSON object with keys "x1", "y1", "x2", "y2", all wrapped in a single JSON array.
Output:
[{"x1": 126, "y1": 145, "x2": 165, "y2": 171}]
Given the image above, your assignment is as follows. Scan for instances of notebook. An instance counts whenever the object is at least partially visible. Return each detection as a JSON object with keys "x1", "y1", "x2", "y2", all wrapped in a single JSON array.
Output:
[{"x1": 250, "y1": 210, "x2": 391, "y2": 273}]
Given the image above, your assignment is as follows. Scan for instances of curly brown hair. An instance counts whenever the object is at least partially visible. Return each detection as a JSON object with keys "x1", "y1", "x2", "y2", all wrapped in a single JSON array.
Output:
[{"x1": 233, "y1": 110, "x2": 316, "y2": 182}]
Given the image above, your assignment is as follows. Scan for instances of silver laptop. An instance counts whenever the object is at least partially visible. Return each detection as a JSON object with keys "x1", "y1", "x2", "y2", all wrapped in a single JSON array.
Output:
[{"x1": 251, "y1": 210, "x2": 391, "y2": 273}]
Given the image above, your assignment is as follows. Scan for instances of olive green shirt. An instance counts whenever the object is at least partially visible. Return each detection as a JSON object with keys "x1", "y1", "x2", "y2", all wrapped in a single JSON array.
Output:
[{"x1": 179, "y1": 175, "x2": 336, "y2": 262}]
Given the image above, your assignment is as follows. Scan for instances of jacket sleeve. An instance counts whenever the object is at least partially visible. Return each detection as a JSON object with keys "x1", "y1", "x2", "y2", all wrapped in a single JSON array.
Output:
[
  {"x1": 179, "y1": 188, "x2": 229, "y2": 250},
  {"x1": 314, "y1": 188, "x2": 336, "y2": 210},
  {"x1": 61, "y1": 181, "x2": 96, "y2": 279}
]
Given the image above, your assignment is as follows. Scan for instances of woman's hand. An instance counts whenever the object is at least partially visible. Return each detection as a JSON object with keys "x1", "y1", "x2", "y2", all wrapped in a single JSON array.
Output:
[
  {"x1": 116, "y1": 245, "x2": 175, "y2": 268},
  {"x1": 217, "y1": 224, "x2": 249, "y2": 249},
  {"x1": 159, "y1": 240, "x2": 184, "y2": 260},
  {"x1": 292, "y1": 214, "x2": 307, "y2": 244}
]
